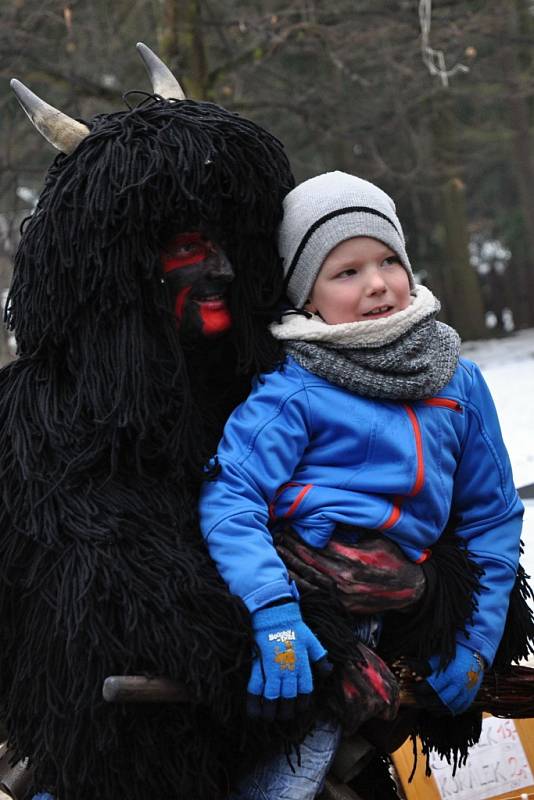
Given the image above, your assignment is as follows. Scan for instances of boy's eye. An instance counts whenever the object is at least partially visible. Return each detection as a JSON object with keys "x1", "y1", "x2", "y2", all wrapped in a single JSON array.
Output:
[
  {"x1": 336, "y1": 268, "x2": 358, "y2": 278},
  {"x1": 382, "y1": 256, "x2": 400, "y2": 267}
]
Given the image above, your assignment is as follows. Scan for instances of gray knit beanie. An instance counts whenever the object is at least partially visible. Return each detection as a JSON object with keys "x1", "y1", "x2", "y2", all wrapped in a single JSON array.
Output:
[{"x1": 278, "y1": 171, "x2": 415, "y2": 308}]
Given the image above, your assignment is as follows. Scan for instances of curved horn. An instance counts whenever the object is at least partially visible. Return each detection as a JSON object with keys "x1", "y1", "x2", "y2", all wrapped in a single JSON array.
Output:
[
  {"x1": 136, "y1": 42, "x2": 186, "y2": 100},
  {"x1": 10, "y1": 79, "x2": 90, "y2": 155}
]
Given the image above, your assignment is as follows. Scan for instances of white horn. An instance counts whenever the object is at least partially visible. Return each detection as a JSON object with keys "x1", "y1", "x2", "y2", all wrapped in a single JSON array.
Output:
[
  {"x1": 10, "y1": 79, "x2": 90, "y2": 155},
  {"x1": 136, "y1": 42, "x2": 186, "y2": 101}
]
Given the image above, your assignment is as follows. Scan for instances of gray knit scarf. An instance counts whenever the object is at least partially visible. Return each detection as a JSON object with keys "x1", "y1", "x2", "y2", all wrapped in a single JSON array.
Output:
[{"x1": 270, "y1": 285, "x2": 461, "y2": 400}]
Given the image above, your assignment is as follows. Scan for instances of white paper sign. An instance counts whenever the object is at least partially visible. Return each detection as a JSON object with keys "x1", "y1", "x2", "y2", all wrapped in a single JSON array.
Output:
[{"x1": 431, "y1": 717, "x2": 533, "y2": 800}]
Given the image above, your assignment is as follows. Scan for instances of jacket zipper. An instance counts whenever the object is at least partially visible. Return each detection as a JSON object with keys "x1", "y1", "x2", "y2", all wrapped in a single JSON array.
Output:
[
  {"x1": 423, "y1": 397, "x2": 463, "y2": 413},
  {"x1": 382, "y1": 404, "x2": 425, "y2": 530},
  {"x1": 403, "y1": 405, "x2": 425, "y2": 496}
]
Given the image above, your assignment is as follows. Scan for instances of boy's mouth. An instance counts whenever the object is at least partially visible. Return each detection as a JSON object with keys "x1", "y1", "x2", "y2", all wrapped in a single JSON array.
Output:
[{"x1": 362, "y1": 305, "x2": 394, "y2": 318}]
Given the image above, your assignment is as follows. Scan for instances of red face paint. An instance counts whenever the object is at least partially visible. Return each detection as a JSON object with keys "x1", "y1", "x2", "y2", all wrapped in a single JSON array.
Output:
[
  {"x1": 197, "y1": 301, "x2": 233, "y2": 336},
  {"x1": 161, "y1": 232, "x2": 234, "y2": 338},
  {"x1": 161, "y1": 232, "x2": 210, "y2": 273},
  {"x1": 173, "y1": 286, "x2": 192, "y2": 323}
]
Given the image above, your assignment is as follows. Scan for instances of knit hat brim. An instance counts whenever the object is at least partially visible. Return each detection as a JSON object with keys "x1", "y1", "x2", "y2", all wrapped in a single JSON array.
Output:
[{"x1": 285, "y1": 209, "x2": 414, "y2": 308}]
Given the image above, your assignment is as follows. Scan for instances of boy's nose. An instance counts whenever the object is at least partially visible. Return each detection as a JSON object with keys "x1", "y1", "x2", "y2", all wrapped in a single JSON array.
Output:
[{"x1": 364, "y1": 264, "x2": 387, "y2": 293}]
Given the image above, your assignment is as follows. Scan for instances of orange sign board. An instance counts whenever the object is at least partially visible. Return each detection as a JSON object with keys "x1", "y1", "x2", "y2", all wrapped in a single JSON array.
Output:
[{"x1": 392, "y1": 717, "x2": 534, "y2": 800}]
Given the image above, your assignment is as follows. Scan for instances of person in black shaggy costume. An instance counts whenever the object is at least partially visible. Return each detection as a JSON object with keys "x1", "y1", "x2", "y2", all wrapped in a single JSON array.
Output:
[
  {"x1": 4, "y1": 45, "x2": 532, "y2": 800},
  {"x1": 0, "y1": 44, "x2": 300, "y2": 800}
]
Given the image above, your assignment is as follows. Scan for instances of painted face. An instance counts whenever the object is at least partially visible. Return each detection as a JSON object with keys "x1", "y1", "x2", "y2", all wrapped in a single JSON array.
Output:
[
  {"x1": 161, "y1": 232, "x2": 234, "y2": 338},
  {"x1": 305, "y1": 237, "x2": 412, "y2": 324}
]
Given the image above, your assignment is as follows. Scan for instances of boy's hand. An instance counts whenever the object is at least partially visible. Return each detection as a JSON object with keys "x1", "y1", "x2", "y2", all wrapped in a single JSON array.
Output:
[
  {"x1": 412, "y1": 644, "x2": 485, "y2": 715},
  {"x1": 247, "y1": 602, "x2": 332, "y2": 721}
]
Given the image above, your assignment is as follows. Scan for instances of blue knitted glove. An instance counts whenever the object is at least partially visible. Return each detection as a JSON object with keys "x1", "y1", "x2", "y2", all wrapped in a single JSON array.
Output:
[
  {"x1": 422, "y1": 644, "x2": 485, "y2": 715},
  {"x1": 247, "y1": 602, "x2": 331, "y2": 720}
]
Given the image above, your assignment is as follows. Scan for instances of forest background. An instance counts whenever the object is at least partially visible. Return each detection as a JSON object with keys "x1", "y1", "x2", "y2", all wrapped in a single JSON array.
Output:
[{"x1": 1, "y1": 0, "x2": 534, "y2": 365}]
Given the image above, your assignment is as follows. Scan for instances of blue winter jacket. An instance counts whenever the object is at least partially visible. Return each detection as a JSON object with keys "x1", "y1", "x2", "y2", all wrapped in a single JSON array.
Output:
[{"x1": 200, "y1": 356, "x2": 523, "y2": 666}]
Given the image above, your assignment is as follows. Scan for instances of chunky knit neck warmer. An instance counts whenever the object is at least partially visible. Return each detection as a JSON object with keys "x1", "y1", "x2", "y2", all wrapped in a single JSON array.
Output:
[{"x1": 270, "y1": 286, "x2": 461, "y2": 400}]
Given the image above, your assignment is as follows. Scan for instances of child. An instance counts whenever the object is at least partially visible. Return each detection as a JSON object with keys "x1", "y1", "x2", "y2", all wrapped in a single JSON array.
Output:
[{"x1": 200, "y1": 171, "x2": 523, "y2": 737}]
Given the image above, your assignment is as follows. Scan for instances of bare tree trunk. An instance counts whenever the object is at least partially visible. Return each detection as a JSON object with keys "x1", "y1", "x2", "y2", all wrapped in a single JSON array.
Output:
[
  {"x1": 432, "y1": 99, "x2": 486, "y2": 340},
  {"x1": 502, "y1": 0, "x2": 534, "y2": 328},
  {"x1": 158, "y1": 0, "x2": 209, "y2": 99}
]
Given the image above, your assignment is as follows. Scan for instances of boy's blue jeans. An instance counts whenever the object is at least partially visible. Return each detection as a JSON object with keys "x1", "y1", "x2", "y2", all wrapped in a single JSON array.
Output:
[
  {"x1": 229, "y1": 718, "x2": 342, "y2": 800},
  {"x1": 31, "y1": 721, "x2": 341, "y2": 800}
]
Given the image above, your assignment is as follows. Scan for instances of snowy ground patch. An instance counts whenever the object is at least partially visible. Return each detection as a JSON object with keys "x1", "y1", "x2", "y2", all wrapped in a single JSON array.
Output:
[
  {"x1": 463, "y1": 329, "x2": 534, "y2": 619},
  {"x1": 463, "y1": 328, "x2": 534, "y2": 490}
]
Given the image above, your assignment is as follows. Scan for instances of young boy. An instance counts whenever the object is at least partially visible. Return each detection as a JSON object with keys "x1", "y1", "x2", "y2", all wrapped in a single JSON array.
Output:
[{"x1": 199, "y1": 172, "x2": 523, "y2": 785}]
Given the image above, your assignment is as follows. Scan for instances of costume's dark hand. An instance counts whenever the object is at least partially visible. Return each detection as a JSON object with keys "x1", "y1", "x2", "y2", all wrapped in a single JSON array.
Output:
[
  {"x1": 246, "y1": 602, "x2": 332, "y2": 721},
  {"x1": 411, "y1": 645, "x2": 484, "y2": 715},
  {"x1": 275, "y1": 528, "x2": 425, "y2": 614}
]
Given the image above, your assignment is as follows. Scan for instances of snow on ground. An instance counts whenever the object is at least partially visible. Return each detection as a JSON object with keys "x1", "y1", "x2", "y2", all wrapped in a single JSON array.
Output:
[
  {"x1": 462, "y1": 328, "x2": 534, "y2": 490},
  {"x1": 462, "y1": 328, "x2": 534, "y2": 619}
]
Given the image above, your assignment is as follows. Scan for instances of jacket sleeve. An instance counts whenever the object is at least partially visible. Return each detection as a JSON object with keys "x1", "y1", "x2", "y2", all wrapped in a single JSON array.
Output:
[
  {"x1": 452, "y1": 363, "x2": 524, "y2": 666},
  {"x1": 199, "y1": 372, "x2": 312, "y2": 612}
]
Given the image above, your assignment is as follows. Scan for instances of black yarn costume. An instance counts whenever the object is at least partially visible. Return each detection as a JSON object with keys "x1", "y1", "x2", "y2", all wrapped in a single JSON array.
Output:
[{"x1": 0, "y1": 96, "x2": 299, "y2": 800}]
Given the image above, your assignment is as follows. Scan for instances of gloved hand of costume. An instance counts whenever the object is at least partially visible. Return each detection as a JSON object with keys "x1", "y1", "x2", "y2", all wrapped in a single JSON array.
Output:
[
  {"x1": 275, "y1": 528, "x2": 425, "y2": 614},
  {"x1": 413, "y1": 643, "x2": 485, "y2": 716},
  {"x1": 247, "y1": 601, "x2": 332, "y2": 721}
]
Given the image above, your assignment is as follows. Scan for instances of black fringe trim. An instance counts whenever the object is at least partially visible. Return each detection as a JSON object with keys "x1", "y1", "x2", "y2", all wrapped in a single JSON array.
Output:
[
  {"x1": 379, "y1": 531, "x2": 483, "y2": 669},
  {"x1": 348, "y1": 753, "x2": 401, "y2": 800},
  {"x1": 412, "y1": 709, "x2": 483, "y2": 779},
  {"x1": 494, "y1": 553, "x2": 534, "y2": 668}
]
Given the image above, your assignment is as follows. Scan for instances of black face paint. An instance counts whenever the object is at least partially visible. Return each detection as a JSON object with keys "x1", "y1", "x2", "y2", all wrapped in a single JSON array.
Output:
[{"x1": 161, "y1": 233, "x2": 234, "y2": 339}]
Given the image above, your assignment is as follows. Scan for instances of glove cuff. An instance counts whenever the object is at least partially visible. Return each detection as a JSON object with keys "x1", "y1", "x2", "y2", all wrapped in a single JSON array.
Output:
[{"x1": 251, "y1": 601, "x2": 302, "y2": 631}]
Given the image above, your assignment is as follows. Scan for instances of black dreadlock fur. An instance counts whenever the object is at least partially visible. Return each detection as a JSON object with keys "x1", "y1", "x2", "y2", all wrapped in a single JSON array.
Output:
[
  {"x1": 494, "y1": 546, "x2": 534, "y2": 668},
  {"x1": 348, "y1": 753, "x2": 401, "y2": 800},
  {"x1": 410, "y1": 708, "x2": 483, "y2": 780},
  {"x1": 379, "y1": 530, "x2": 484, "y2": 670},
  {"x1": 8, "y1": 98, "x2": 294, "y2": 379},
  {"x1": 0, "y1": 96, "x2": 295, "y2": 800}
]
